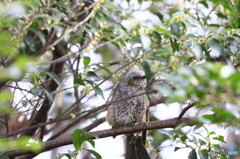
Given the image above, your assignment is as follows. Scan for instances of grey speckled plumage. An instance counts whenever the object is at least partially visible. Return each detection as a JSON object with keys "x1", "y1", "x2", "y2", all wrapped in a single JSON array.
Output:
[
  {"x1": 106, "y1": 69, "x2": 150, "y2": 159},
  {"x1": 106, "y1": 69, "x2": 149, "y2": 126}
]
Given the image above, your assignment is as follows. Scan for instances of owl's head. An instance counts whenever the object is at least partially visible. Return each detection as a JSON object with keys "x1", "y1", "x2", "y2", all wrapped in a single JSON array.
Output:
[{"x1": 125, "y1": 69, "x2": 147, "y2": 87}]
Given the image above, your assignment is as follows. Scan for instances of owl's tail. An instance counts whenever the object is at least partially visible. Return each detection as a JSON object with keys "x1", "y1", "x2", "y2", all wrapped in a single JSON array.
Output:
[{"x1": 125, "y1": 134, "x2": 150, "y2": 159}]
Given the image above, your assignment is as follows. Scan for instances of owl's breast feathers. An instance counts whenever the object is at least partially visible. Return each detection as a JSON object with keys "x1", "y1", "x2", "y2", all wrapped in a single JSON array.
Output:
[{"x1": 106, "y1": 85, "x2": 149, "y2": 126}]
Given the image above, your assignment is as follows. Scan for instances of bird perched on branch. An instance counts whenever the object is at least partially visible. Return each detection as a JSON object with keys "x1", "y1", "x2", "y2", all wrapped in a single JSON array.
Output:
[{"x1": 106, "y1": 69, "x2": 150, "y2": 159}]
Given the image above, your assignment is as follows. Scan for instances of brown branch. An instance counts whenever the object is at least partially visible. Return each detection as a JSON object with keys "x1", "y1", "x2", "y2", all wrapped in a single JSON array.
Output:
[
  {"x1": 177, "y1": 103, "x2": 195, "y2": 120},
  {"x1": 9, "y1": 118, "x2": 106, "y2": 159},
  {"x1": 149, "y1": 97, "x2": 166, "y2": 106},
  {"x1": 47, "y1": 90, "x2": 162, "y2": 140},
  {"x1": 21, "y1": 43, "x2": 67, "y2": 136},
  {"x1": 5, "y1": 117, "x2": 197, "y2": 158},
  {"x1": 1, "y1": 93, "x2": 165, "y2": 138}
]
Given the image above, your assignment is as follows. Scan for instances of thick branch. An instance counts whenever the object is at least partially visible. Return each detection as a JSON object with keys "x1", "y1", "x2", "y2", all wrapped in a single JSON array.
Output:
[
  {"x1": 5, "y1": 117, "x2": 197, "y2": 158},
  {"x1": 1, "y1": 94, "x2": 165, "y2": 138},
  {"x1": 47, "y1": 90, "x2": 162, "y2": 140}
]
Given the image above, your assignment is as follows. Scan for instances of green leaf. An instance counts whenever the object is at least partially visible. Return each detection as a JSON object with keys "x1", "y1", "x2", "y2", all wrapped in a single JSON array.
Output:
[
  {"x1": 87, "y1": 139, "x2": 95, "y2": 148},
  {"x1": 53, "y1": 1, "x2": 66, "y2": 8},
  {"x1": 0, "y1": 137, "x2": 43, "y2": 152},
  {"x1": 198, "y1": 139, "x2": 207, "y2": 146},
  {"x1": 87, "y1": 71, "x2": 99, "y2": 78},
  {"x1": 56, "y1": 153, "x2": 65, "y2": 159},
  {"x1": 193, "y1": 124, "x2": 204, "y2": 132},
  {"x1": 83, "y1": 57, "x2": 91, "y2": 67},
  {"x1": 155, "y1": 27, "x2": 172, "y2": 37},
  {"x1": 212, "y1": 135, "x2": 226, "y2": 143},
  {"x1": 192, "y1": 136, "x2": 198, "y2": 143},
  {"x1": 180, "y1": 136, "x2": 188, "y2": 142},
  {"x1": 170, "y1": 23, "x2": 181, "y2": 38},
  {"x1": 192, "y1": 41, "x2": 202, "y2": 59},
  {"x1": 72, "y1": 129, "x2": 84, "y2": 150},
  {"x1": 212, "y1": 108, "x2": 236, "y2": 120},
  {"x1": 152, "y1": 48, "x2": 173, "y2": 55},
  {"x1": 199, "y1": 1, "x2": 208, "y2": 8},
  {"x1": 208, "y1": 38, "x2": 223, "y2": 57},
  {"x1": 43, "y1": 88, "x2": 54, "y2": 102},
  {"x1": 131, "y1": 46, "x2": 141, "y2": 55},
  {"x1": 170, "y1": 39, "x2": 180, "y2": 52},
  {"x1": 28, "y1": 28, "x2": 46, "y2": 46},
  {"x1": 35, "y1": 30, "x2": 46, "y2": 46},
  {"x1": 209, "y1": 131, "x2": 216, "y2": 135},
  {"x1": 216, "y1": 12, "x2": 228, "y2": 19},
  {"x1": 49, "y1": 7, "x2": 62, "y2": 14},
  {"x1": 84, "y1": 134, "x2": 97, "y2": 139},
  {"x1": 47, "y1": 72, "x2": 60, "y2": 85},
  {"x1": 155, "y1": 13, "x2": 164, "y2": 21},
  {"x1": 212, "y1": 144, "x2": 222, "y2": 149},
  {"x1": 83, "y1": 148, "x2": 102, "y2": 159},
  {"x1": 198, "y1": 150, "x2": 208, "y2": 159},
  {"x1": 63, "y1": 153, "x2": 71, "y2": 159},
  {"x1": 96, "y1": 64, "x2": 112, "y2": 74},
  {"x1": 174, "y1": 147, "x2": 181, "y2": 151},
  {"x1": 201, "y1": 114, "x2": 216, "y2": 123},
  {"x1": 93, "y1": 86, "x2": 104, "y2": 98},
  {"x1": 194, "y1": 133, "x2": 206, "y2": 139},
  {"x1": 84, "y1": 79, "x2": 93, "y2": 85},
  {"x1": 188, "y1": 149, "x2": 197, "y2": 159},
  {"x1": 149, "y1": 55, "x2": 167, "y2": 63},
  {"x1": 67, "y1": 150, "x2": 77, "y2": 157},
  {"x1": 21, "y1": 100, "x2": 28, "y2": 107},
  {"x1": 33, "y1": 13, "x2": 48, "y2": 18},
  {"x1": 141, "y1": 61, "x2": 154, "y2": 80},
  {"x1": 74, "y1": 74, "x2": 85, "y2": 86}
]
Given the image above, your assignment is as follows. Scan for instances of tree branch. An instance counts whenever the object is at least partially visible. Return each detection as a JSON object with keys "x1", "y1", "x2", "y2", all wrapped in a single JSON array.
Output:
[
  {"x1": 47, "y1": 90, "x2": 162, "y2": 140},
  {"x1": 1, "y1": 93, "x2": 165, "y2": 138},
  {"x1": 21, "y1": 43, "x2": 67, "y2": 136},
  {"x1": 5, "y1": 117, "x2": 197, "y2": 158},
  {"x1": 177, "y1": 103, "x2": 195, "y2": 120}
]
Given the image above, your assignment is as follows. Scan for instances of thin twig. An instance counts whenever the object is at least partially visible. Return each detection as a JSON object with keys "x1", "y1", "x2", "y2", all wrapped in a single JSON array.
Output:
[
  {"x1": 177, "y1": 103, "x2": 195, "y2": 120},
  {"x1": 204, "y1": 0, "x2": 222, "y2": 25},
  {"x1": 227, "y1": 0, "x2": 240, "y2": 21}
]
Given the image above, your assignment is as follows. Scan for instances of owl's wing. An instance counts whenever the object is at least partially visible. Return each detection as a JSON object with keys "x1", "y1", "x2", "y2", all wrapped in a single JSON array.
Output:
[{"x1": 106, "y1": 86, "x2": 127, "y2": 126}]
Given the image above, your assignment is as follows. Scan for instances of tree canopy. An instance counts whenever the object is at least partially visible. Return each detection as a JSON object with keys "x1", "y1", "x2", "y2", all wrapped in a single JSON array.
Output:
[{"x1": 0, "y1": 0, "x2": 240, "y2": 158}]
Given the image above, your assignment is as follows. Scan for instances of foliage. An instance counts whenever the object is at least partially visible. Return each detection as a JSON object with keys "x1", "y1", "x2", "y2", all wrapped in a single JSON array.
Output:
[
  {"x1": 150, "y1": 125, "x2": 230, "y2": 159},
  {"x1": 0, "y1": 137, "x2": 43, "y2": 159},
  {"x1": 0, "y1": 0, "x2": 240, "y2": 158},
  {"x1": 57, "y1": 129, "x2": 100, "y2": 159}
]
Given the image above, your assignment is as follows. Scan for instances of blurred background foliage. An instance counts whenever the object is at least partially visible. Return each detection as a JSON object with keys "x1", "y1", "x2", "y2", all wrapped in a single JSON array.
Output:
[{"x1": 0, "y1": 0, "x2": 240, "y2": 158}]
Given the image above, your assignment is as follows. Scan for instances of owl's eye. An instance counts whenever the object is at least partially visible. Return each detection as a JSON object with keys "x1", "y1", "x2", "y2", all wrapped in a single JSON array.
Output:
[{"x1": 133, "y1": 75, "x2": 146, "y2": 79}]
